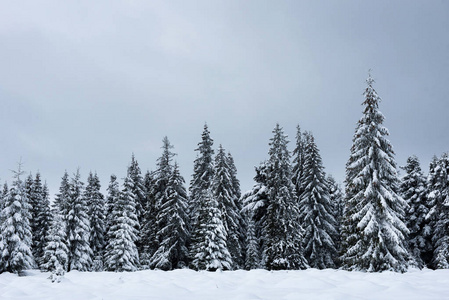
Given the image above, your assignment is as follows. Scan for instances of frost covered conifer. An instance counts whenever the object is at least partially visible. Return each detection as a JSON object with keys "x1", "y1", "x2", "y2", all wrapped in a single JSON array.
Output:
[
  {"x1": 190, "y1": 124, "x2": 215, "y2": 228},
  {"x1": 211, "y1": 145, "x2": 243, "y2": 269},
  {"x1": 0, "y1": 165, "x2": 34, "y2": 274},
  {"x1": 244, "y1": 211, "x2": 259, "y2": 270},
  {"x1": 66, "y1": 170, "x2": 92, "y2": 271},
  {"x1": 400, "y1": 155, "x2": 432, "y2": 268},
  {"x1": 150, "y1": 163, "x2": 189, "y2": 270},
  {"x1": 105, "y1": 174, "x2": 119, "y2": 243},
  {"x1": 42, "y1": 211, "x2": 68, "y2": 277},
  {"x1": 299, "y1": 134, "x2": 338, "y2": 269},
  {"x1": 139, "y1": 170, "x2": 158, "y2": 268},
  {"x1": 327, "y1": 175, "x2": 344, "y2": 258},
  {"x1": 127, "y1": 154, "x2": 145, "y2": 254},
  {"x1": 26, "y1": 173, "x2": 52, "y2": 268},
  {"x1": 427, "y1": 153, "x2": 449, "y2": 268},
  {"x1": 190, "y1": 189, "x2": 232, "y2": 271},
  {"x1": 53, "y1": 171, "x2": 70, "y2": 215},
  {"x1": 292, "y1": 125, "x2": 306, "y2": 200},
  {"x1": 85, "y1": 172, "x2": 106, "y2": 271},
  {"x1": 261, "y1": 124, "x2": 307, "y2": 270},
  {"x1": 104, "y1": 174, "x2": 139, "y2": 272},
  {"x1": 341, "y1": 74, "x2": 409, "y2": 272}
]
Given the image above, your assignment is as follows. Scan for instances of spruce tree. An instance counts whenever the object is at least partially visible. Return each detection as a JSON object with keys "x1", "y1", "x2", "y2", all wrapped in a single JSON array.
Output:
[
  {"x1": 428, "y1": 153, "x2": 449, "y2": 268},
  {"x1": 127, "y1": 154, "x2": 145, "y2": 255},
  {"x1": 341, "y1": 74, "x2": 409, "y2": 272},
  {"x1": 327, "y1": 175, "x2": 344, "y2": 261},
  {"x1": 85, "y1": 172, "x2": 106, "y2": 271},
  {"x1": 0, "y1": 165, "x2": 34, "y2": 274},
  {"x1": 104, "y1": 175, "x2": 140, "y2": 272},
  {"x1": 244, "y1": 211, "x2": 260, "y2": 270},
  {"x1": 66, "y1": 169, "x2": 92, "y2": 271},
  {"x1": 105, "y1": 174, "x2": 119, "y2": 242},
  {"x1": 42, "y1": 211, "x2": 69, "y2": 280},
  {"x1": 211, "y1": 145, "x2": 242, "y2": 269},
  {"x1": 53, "y1": 171, "x2": 70, "y2": 215},
  {"x1": 31, "y1": 174, "x2": 52, "y2": 269},
  {"x1": 400, "y1": 155, "x2": 431, "y2": 268},
  {"x1": 140, "y1": 170, "x2": 158, "y2": 268},
  {"x1": 292, "y1": 125, "x2": 306, "y2": 200},
  {"x1": 190, "y1": 124, "x2": 215, "y2": 229},
  {"x1": 298, "y1": 134, "x2": 337, "y2": 269},
  {"x1": 190, "y1": 189, "x2": 232, "y2": 271},
  {"x1": 150, "y1": 163, "x2": 190, "y2": 270},
  {"x1": 262, "y1": 124, "x2": 307, "y2": 270}
]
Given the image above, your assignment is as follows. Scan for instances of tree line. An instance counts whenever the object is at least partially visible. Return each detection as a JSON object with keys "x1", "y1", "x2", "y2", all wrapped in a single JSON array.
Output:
[{"x1": 0, "y1": 75, "x2": 448, "y2": 278}]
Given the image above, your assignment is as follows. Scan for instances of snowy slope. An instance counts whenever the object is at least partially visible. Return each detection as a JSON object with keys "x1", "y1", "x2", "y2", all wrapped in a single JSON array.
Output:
[{"x1": 1, "y1": 268, "x2": 448, "y2": 300}]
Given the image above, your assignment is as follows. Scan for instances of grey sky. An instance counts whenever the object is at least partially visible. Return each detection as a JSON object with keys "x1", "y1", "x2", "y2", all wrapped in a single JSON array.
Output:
[{"x1": 1, "y1": 0, "x2": 448, "y2": 197}]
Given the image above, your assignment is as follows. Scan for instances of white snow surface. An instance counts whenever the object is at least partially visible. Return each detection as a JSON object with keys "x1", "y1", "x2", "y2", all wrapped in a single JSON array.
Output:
[{"x1": 1, "y1": 268, "x2": 449, "y2": 300}]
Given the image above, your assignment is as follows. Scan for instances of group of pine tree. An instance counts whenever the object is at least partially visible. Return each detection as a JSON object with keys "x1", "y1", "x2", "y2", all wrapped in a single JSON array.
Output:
[{"x1": 1, "y1": 75, "x2": 448, "y2": 277}]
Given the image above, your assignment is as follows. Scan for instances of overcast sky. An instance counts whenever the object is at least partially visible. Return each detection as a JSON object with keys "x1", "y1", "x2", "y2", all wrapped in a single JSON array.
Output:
[{"x1": 1, "y1": 0, "x2": 448, "y2": 197}]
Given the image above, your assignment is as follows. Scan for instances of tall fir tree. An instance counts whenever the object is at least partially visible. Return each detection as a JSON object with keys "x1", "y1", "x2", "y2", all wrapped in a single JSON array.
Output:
[
  {"x1": 53, "y1": 171, "x2": 70, "y2": 215},
  {"x1": 327, "y1": 174, "x2": 344, "y2": 262},
  {"x1": 190, "y1": 124, "x2": 215, "y2": 228},
  {"x1": 261, "y1": 124, "x2": 307, "y2": 270},
  {"x1": 41, "y1": 210, "x2": 69, "y2": 279},
  {"x1": 140, "y1": 170, "x2": 158, "y2": 268},
  {"x1": 341, "y1": 74, "x2": 409, "y2": 272},
  {"x1": 0, "y1": 165, "x2": 34, "y2": 274},
  {"x1": 85, "y1": 172, "x2": 106, "y2": 271},
  {"x1": 400, "y1": 155, "x2": 432, "y2": 268},
  {"x1": 292, "y1": 125, "x2": 306, "y2": 200},
  {"x1": 244, "y1": 210, "x2": 260, "y2": 270},
  {"x1": 189, "y1": 124, "x2": 216, "y2": 263},
  {"x1": 31, "y1": 173, "x2": 52, "y2": 269},
  {"x1": 211, "y1": 145, "x2": 242, "y2": 269},
  {"x1": 104, "y1": 174, "x2": 140, "y2": 272},
  {"x1": 66, "y1": 169, "x2": 92, "y2": 271},
  {"x1": 105, "y1": 174, "x2": 119, "y2": 243},
  {"x1": 428, "y1": 153, "x2": 449, "y2": 268},
  {"x1": 190, "y1": 188, "x2": 232, "y2": 271},
  {"x1": 150, "y1": 163, "x2": 190, "y2": 270},
  {"x1": 298, "y1": 134, "x2": 338, "y2": 269},
  {"x1": 127, "y1": 154, "x2": 145, "y2": 255}
]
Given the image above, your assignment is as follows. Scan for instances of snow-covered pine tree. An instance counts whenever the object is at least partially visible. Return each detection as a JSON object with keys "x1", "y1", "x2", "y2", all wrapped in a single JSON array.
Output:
[
  {"x1": 400, "y1": 155, "x2": 432, "y2": 268},
  {"x1": 41, "y1": 210, "x2": 69, "y2": 280},
  {"x1": 31, "y1": 173, "x2": 52, "y2": 269},
  {"x1": 428, "y1": 153, "x2": 449, "y2": 268},
  {"x1": 66, "y1": 169, "x2": 92, "y2": 272},
  {"x1": 341, "y1": 74, "x2": 409, "y2": 272},
  {"x1": 104, "y1": 174, "x2": 139, "y2": 272},
  {"x1": 189, "y1": 124, "x2": 215, "y2": 263},
  {"x1": 189, "y1": 124, "x2": 215, "y2": 231},
  {"x1": 299, "y1": 133, "x2": 338, "y2": 269},
  {"x1": 261, "y1": 124, "x2": 307, "y2": 270},
  {"x1": 0, "y1": 164, "x2": 34, "y2": 274},
  {"x1": 85, "y1": 172, "x2": 106, "y2": 271},
  {"x1": 53, "y1": 171, "x2": 70, "y2": 215},
  {"x1": 153, "y1": 137, "x2": 175, "y2": 252},
  {"x1": 150, "y1": 163, "x2": 190, "y2": 270},
  {"x1": 105, "y1": 174, "x2": 119, "y2": 243},
  {"x1": 292, "y1": 125, "x2": 306, "y2": 200},
  {"x1": 244, "y1": 210, "x2": 259, "y2": 270},
  {"x1": 211, "y1": 145, "x2": 242, "y2": 269},
  {"x1": 190, "y1": 188, "x2": 232, "y2": 271},
  {"x1": 139, "y1": 170, "x2": 158, "y2": 268},
  {"x1": 127, "y1": 154, "x2": 145, "y2": 255},
  {"x1": 327, "y1": 175, "x2": 344, "y2": 262},
  {"x1": 226, "y1": 151, "x2": 245, "y2": 268}
]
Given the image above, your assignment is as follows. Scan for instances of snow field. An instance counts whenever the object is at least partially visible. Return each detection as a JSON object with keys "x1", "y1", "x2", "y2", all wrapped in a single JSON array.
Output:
[{"x1": 1, "y1": 268, "x2": 449, "y2": 300}]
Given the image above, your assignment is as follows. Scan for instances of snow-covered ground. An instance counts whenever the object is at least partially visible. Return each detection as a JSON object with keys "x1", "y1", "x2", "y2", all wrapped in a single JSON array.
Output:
[{"x1": 1, "y1": 268, "x2": 448, "y2": 300}]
